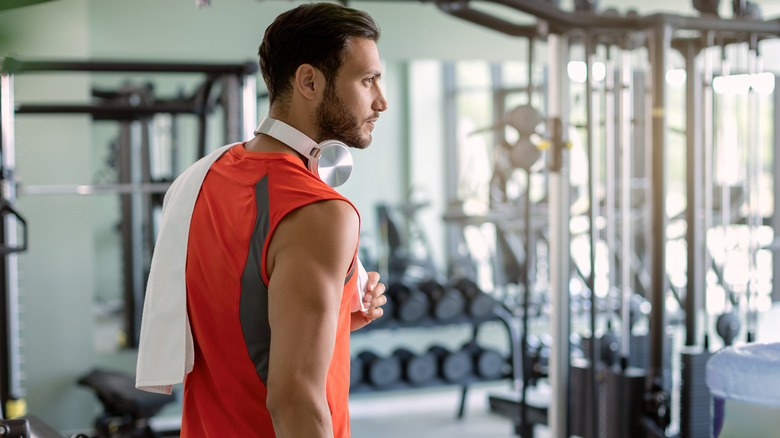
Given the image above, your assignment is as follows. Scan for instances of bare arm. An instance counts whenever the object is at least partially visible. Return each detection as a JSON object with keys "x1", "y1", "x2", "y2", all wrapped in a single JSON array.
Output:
[{"x1": 264, "y1": 200, "x2": 358, "y2": 438}]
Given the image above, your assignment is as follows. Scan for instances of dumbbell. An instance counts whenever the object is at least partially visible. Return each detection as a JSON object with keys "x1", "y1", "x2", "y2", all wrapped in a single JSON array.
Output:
[
  {"x1": 357, "y1": 351, "x2": 402, "y2": 389},
  {"x1": 392, "y1": 348, "x2": 437, "y2": 386},
  {"x1": 387, "y1": 282, "x2": 430, "y2": 324},
  {"x1": 461, "y1": 341, "x2": 507, "y2": 381},
  {"x1": 418, "y1": 280, "x2": 466, "y2": 322},
  {"x1": 453, "y1": 278, "x2": 495, "y2": 320},
  {"x1": 428, "y1": 345, "x2": 473, "y2": 383}
]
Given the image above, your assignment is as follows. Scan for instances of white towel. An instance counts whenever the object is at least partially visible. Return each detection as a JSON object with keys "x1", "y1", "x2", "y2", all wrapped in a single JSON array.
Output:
[
  {"x1": 355, "y1": 258, "x2": 369, "y2": 313},
  {"x1": 135, "y1": 143, "x2": 235, "y2": 394}
]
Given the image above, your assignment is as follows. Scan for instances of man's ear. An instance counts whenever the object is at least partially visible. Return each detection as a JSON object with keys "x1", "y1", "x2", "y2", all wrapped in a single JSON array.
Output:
[{"x1": 294, "y1": 64, "x2": 324, "y2": 101}]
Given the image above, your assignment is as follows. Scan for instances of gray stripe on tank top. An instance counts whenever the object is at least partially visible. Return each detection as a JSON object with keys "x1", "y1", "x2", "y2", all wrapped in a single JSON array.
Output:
[
  {"x1": 345, "y1": 255, "x2": 355, "y2": 285},
  {"x1": 240, "y1": 175, "x2": 272, "y2": 385}
]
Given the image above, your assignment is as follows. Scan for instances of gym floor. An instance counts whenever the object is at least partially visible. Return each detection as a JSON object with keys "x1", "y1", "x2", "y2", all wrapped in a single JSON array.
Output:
[
  {"x1": 148, "y1": 381, "x2": 545, "y2": 437},
  {"x1": 349, "y1": 381, "x2": 551, "y2": 438}
]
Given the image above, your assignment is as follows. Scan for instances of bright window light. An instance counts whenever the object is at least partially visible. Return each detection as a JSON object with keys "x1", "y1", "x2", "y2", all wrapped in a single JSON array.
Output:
[
  {"x1": 665, "y1": 69, "x2": 687, "y2": 87},
  {"x1": 713, "y1": 72, "x2": 775, "y2": 95},
  {"x1": 567, "y1": 61, "x2": 606, "y2": 83},
  {"x1": 568, "y1": 61, "x2": 587, "y2": 83},
  {"x1": 753, "y1": 72, "x2": 776, "y2": 94}
]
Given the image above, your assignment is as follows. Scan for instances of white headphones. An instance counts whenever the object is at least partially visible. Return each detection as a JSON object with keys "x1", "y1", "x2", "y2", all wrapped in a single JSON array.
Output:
[{"x1": 254, "y1": 117, "x2": 353, "y2": 188}]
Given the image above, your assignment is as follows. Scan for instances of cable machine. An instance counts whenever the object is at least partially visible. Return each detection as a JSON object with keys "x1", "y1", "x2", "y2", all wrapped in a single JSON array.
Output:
[
  {"x1": 430, "y1": 0, "x2": 780, "y2": 437},
  {"x1": 0, "y1": 58, "x2": 258, "y2": 418}
]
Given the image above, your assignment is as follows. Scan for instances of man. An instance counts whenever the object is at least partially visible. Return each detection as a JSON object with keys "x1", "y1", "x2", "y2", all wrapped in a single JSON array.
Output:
[{"x1": 137, "y1": 3, "x2": 388, "y2": 437}]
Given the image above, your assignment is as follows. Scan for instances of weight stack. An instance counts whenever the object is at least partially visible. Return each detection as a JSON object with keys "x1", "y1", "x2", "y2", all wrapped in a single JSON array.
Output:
[
  {"x1": 680, "y1": 346, "x2": 712, "y2": 438},
  {"x1": 628, "y1": 332, "x2": 650, "y2": 369},
  {"x1": 628, "y1": 332, "x2": 673, "y2": 374},
  {"x1": 580, "y1": 332, "x2": 673, "y2": 375},
  {"x1": 604, "y1": 366, "x2": 647, "y2": 438},
  {"x1": 570, "y1": 359, "x2": 597, "y2": 438},
  {"x1": 579, "y1": 332, "x2": 620, "y2": 368}
]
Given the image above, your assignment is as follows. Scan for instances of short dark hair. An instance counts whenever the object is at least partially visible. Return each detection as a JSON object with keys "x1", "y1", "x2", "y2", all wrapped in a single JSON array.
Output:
[{"x1": 258, "y1": 3, "x2": 380, "y2": 106}]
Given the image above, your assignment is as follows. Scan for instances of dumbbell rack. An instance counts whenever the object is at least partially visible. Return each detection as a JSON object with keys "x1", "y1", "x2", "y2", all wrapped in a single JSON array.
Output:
[{"x1": 349, "y1": 278, "x2": 516, "y2": 418}]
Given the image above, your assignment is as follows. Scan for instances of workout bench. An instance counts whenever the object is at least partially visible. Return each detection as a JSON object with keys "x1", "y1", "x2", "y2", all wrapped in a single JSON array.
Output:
[{"x1": 78, "y1": 369, "x2": 178, "y2": 438}]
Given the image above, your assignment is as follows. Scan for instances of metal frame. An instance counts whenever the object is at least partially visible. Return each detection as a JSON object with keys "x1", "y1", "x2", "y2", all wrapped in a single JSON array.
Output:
[
  {"x1": 0, "y1": 59, "x2": 258, "y2": 414},
  {"x1": 647, "y1": 21, "x2": 671, "y2": 410},
  {"x1": 426, "y1": 0, "x2": 780, "y2": 436},
  {"x1": 546, "y1": 32, "x2": 572, "y2": 438},
  {"x1": 774, "y1": 81, "x2": 780, "y2": 303},
  {"x1": 0, "y1": 70, "x2": 24, "y2": 416}
]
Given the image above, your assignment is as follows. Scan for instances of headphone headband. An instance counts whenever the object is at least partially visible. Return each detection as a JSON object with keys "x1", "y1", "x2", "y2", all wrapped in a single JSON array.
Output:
[
  {"x1": 254, "y1": 117, "x2": 318, "y2": 158},
  {"x1": 254, "y1": 117, "x2": 353, "y2": 188}
]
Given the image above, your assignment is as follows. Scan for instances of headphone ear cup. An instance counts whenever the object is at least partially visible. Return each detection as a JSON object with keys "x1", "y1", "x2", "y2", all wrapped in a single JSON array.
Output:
[
  {"x1": 314, "y1": 140, "x2": 353, "y2": 188},
  {"x1": 254, "y1": 117, "x2": 354, "y2": 187}
]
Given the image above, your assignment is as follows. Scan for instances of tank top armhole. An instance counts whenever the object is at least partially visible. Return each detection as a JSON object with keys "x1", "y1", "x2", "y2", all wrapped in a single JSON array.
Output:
[{"x1": 260, "y1": 196, "x2": 360, "y2": 286}]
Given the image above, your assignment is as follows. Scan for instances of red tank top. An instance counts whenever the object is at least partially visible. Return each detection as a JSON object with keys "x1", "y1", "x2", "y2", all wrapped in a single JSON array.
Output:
[{"x1": 181, "y1": 144, "x2": 358, "y2": 437}]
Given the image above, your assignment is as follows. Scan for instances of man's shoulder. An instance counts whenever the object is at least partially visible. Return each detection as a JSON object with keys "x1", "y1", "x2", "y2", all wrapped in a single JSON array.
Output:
[{"x1": 289, "y1": 198, "x2": 358, "y2": 230}]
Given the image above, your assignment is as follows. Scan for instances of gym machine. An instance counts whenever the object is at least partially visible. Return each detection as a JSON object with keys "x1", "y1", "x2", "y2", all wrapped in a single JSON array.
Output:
[
  {"x1": 0, "y1": 417, "x2": 90, "y2": 438},
  {"x1": 424, "y1": 0, "x2": 780, "y2": 437},
  {"x1": 0, "y1": 58, "x2": 258, "y2": 433},
  {"x1": 76, "y1": 369, "x2": 177, "y2": 438}
]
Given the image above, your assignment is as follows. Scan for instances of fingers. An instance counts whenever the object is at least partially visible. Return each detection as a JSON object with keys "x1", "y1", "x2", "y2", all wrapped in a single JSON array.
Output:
[
  {"x1": 367, "y1": 286, "x2": 387, "y2": 307},
  {"x1": 366, "y1": 271, "x2": 381, "y2": 291},
  {"x1": 362, "y1": 273, "x2": 386, "y2": 321},
  {"x1": 369, "y1": 281, "x2": 386, "y2": 299},
  {"x1": 363, "y1": 305, "x2": 384, "y2": 320},
  {"x1": 362, "y1": 290, "x2": 386, "y2": 313},
  {"x1": 363, "y1": 279, "x2": 385, "y2": 302}
]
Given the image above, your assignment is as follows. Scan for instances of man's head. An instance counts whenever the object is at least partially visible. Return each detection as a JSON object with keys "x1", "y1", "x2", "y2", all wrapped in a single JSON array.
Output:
[{"x1": 258, "y1": 3, "x2": 380, "y2": 108}]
